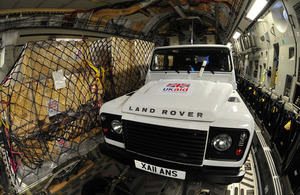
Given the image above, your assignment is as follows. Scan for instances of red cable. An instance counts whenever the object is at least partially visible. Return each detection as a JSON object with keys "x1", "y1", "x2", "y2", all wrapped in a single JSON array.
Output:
[{"x1": 1, "y1": 75, "x2": 10, "y2": 85}]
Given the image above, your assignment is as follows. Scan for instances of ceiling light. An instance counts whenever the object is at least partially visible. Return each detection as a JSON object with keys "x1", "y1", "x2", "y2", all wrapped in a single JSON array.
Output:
[
  {"x1": 56, "y1": 38, "x2": 82, "y2": 41},
  {"x1": 233, "y1": 31, "x2": 241, "y2": 40},
  {"x1": 246, "y1": 0, "x2": 268, "y2": 21}
]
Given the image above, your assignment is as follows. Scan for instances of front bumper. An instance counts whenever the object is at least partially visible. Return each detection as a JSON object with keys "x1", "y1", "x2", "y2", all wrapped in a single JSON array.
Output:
[{"x1": 99, "y1": 142, "x2": 245, "y2": 184}]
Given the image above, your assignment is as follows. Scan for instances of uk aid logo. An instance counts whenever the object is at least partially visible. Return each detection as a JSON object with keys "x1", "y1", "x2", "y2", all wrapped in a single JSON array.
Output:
[{"x1": 163, "y1": 83, "x2": 191, "y2": 93}]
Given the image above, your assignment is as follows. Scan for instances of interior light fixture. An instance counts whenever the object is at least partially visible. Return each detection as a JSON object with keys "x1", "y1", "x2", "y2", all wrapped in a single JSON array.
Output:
[
  {"x1": 246, "y1": 0, "x2": 268, "y2": 21},
  {"x1": 56, "y1": 38, "x2": 82, "y2": 41},
  {"x1": 0, "y1": 49, "x2": 5, "y2": 68},
  {"x1": 233, "y1": 31, "x2": 241, "y2": 40}
]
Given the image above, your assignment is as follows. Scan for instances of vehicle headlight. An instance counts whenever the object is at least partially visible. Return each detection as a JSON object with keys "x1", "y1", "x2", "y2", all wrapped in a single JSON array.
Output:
[
  {"x1": 212, "y1": 134, "x2": 232, "y2": 151},
  {"x1": 111, "y1": 120, "x2": 123, "y2": 134}
]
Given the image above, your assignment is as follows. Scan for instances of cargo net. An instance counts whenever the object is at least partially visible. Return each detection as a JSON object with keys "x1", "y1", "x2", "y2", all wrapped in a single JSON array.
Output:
[
  {"x1": 90, "y1": 37, "x2": 154, "y2": 101},
  {"x1": 0, "y1": 37, "x2": 154, "y2": 190}
]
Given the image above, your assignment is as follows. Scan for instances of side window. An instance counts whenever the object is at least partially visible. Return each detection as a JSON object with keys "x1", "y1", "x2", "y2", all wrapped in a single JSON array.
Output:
[
  {"x1": 153, "y1": 54, "x2": 165, "y2": 70},
  {"x1": 168, "y1": 55, "x2": 173, "y2": 69},
  {"x1": 152, "y1": 54, "x2": 174, "y2": 70}
]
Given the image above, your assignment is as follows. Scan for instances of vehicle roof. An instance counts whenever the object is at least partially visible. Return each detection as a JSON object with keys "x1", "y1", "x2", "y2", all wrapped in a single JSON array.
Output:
[{"x1": 155, "y1": 44, "x2": 230, "y2": 50}]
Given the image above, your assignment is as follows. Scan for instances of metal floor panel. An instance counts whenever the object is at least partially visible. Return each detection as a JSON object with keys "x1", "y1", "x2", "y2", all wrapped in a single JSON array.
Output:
[{"x1": 226, "y1": 153, "x2": 258, "y2": 195}]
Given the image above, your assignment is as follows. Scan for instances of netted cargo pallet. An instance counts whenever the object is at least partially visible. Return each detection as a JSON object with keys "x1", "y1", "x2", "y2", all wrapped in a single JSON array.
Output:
[
  {"x1": 90, "y1": 37, "x2": 154, "y2": 100},
  {"x1": 0, "y1": 37, "x2": 154, "y2": 193}
]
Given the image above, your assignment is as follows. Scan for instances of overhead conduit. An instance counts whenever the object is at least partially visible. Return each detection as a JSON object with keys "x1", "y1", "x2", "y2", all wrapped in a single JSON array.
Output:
[
  {"x1": 90, "y1": 0, "x2": 159, "y2": 21},
  {"x1": 0, "y1": 8, "x2": 77, "y2": 15},
  {"x1": 168, "y1": 0, "x2": 186, "y2": 18},
  {"x1": 179, "y1": 0, "x2": 190, "y2": 10}
]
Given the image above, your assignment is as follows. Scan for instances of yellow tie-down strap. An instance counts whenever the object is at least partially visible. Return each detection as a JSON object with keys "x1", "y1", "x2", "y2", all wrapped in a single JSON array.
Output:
[{"x1": 284, "y1": 120, "x2": 291, "y2": 131}]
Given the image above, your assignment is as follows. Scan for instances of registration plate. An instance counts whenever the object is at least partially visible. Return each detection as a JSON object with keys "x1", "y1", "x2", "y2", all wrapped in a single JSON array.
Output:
[{"x1": 134, "y1": 160, "x2": 186, "y2": 180}]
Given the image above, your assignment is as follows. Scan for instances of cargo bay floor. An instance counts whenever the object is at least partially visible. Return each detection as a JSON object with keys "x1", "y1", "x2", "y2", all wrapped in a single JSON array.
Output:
[{"x1": 45, "y1": 142, "x2": 259, "y2": 195}]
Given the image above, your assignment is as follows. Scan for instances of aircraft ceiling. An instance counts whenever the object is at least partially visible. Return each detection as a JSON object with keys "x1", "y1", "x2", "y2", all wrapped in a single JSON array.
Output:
[{"x1": 0, "y1": 0, "x2": 246, "y2": 44}]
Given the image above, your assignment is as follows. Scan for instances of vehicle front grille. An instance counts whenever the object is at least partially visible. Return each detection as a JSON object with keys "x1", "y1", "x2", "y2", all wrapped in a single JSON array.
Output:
[{"x1": 123, "y1": 120, "x2": 207, "y2": 165}]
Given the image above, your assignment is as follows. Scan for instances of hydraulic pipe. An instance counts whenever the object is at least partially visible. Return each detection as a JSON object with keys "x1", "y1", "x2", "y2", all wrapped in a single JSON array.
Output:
[{"x1": 91, "y1": 0, "x2": 159, "y2": 21}]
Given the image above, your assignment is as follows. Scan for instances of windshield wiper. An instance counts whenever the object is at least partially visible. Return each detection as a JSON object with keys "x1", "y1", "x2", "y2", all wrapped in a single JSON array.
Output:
[{"x1": 170, "y1": 66, "x2": 179, "y2": 73}]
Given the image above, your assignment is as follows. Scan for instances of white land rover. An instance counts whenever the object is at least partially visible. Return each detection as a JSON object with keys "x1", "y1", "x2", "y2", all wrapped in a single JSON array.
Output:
[{"x1": 99, "y1": 44, "x2": 254, "y2": 183}]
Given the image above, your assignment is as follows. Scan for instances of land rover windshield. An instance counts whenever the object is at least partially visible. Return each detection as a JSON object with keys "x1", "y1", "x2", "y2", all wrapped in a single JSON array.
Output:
[{"x1": 151, "y1": 47, "x2": 232, "y2": 72}]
